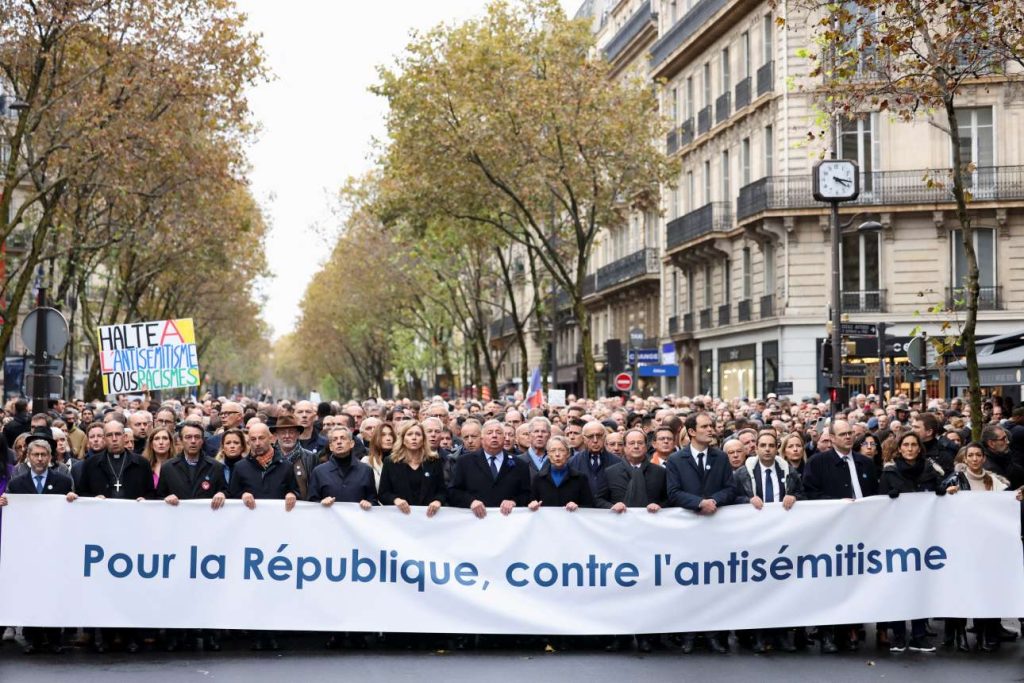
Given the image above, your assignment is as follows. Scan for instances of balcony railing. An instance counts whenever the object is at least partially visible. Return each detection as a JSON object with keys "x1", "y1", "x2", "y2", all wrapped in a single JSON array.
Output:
[
  {"x1": 756, "y1": 60, "x2": 774, "y2": 96},
  {"x1": 489, "y1": 314, "x2": 516, "y2": 339},
  {"x1": 718, "y1": 304, "x2": 731, "y2": 326},
  {"x1": 668, "y1": 315, "x2": 679, "y2": 336},
  {"x1": 738, "y1": 299, "x2": 751, "y2": 322},
  {"x1": 715, "y1": 92, "x2": 731, "y2": 124},
  {"x1": 679, "y1": 118, "x2": 694, "y2": 146},
  {"x1": 603, "y1": 3, "x2": 654, "y2": 63},
  {"x1": 697, "y1": 105, "x2": 712, "y2": 135},
  {"x1": 649, "y1": 0, "x2": 730, "y2": 69},
  {"x1": 736, "y1": 166, "x2": 1024, "y2": 221},
  {"x1": 760, "y1": 293, "x2": 775, "y2": 318},
  {"x1": 946, "y1": 286, "x2": 1002, "y2": 311},
  {"x1": 666, "y1": 201, "x2": 733, "y2": 250},
  {"x1": 842, "y1": 289, "x2": 886, "y2": 313},
  {"x1": 683, "y1": 312, "x2": 694, "y2": 332},
  {"x1": 666, "y1": 128, "x2": 679, "y2": 155},
  {"x1": 734, "y1": 76, "x2": 751, "y2": 109},
  {"x1": 699, "y1": 308, "x2": 712, "y2": 329},
  {"x1": 595, "y1": 247, "x2": 659, "y2": 293}
]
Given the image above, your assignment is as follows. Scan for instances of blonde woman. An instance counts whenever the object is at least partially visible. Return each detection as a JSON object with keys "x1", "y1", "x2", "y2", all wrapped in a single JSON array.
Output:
[{"x1": 377, "y1": 421, "x2": 445, "y2": 517}]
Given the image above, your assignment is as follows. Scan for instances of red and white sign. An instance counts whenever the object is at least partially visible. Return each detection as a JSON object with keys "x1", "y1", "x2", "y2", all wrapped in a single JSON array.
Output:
[{"x1": 614, "y1": 372, "x2": 633, "y2": 392}]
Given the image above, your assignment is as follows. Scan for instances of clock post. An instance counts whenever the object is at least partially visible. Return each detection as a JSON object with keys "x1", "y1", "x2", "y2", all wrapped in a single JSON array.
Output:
[{"x1": 812, "y1": 159, "x2": 860, "y2": 414}]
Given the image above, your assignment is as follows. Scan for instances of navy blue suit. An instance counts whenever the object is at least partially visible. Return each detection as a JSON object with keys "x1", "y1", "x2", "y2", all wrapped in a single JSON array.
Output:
[
  {"x1": 8, "y1": 469, "x2": 74, "y2": 495},
  {"x1": 568, "y1": 449, "x2": 622, "y2": 499},
  {"x1": 448, "y1": 450, "x2": 531, "y2": 508},
  {"x1": 666, "y1": 445, "x2": 736, "y2": 511},
  {"x1": 306, "y1": 455, "x2": 377, "y2": 504},
  {"x1": 802, "y1": 448, "x2": 879, "y2": 500}
]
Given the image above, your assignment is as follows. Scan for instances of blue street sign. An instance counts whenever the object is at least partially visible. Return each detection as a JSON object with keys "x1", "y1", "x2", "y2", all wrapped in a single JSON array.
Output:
[
  {"x1": 627, "y1": 348, "x2": 659, "y2": 364},
  {"x1": 637, "y1": 364, "x2": 679, "y2": 377}
]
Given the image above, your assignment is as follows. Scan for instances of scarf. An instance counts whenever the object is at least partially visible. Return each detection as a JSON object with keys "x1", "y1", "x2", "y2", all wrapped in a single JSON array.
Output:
[{"x1": 624, "y1": 462, "x2": 649, "y2": 507}]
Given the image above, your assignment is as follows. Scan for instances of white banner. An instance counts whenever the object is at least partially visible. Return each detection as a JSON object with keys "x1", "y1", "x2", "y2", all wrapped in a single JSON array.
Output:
[{"x1": 1, "y1": 493, "x2": 1021, "y2": 633}]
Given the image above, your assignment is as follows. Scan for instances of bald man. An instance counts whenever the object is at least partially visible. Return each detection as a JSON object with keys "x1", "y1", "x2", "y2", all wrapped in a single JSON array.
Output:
[{"x1": 568, "y1": 419, "x2": 621, "y2": 499}]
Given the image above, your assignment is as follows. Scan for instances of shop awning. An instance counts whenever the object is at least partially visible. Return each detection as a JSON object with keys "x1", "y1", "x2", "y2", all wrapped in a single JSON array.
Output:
[{"x1": 947, "y1": 330, "x2": 1024, "y2": 387}]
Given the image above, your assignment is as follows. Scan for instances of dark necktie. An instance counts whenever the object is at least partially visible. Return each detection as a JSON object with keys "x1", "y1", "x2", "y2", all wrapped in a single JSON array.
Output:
[
  {"x1": 591, "y1": 455, "x2": 600, "y2": 472},
  {"x1": 764, "y1": 468, "x2": 774, "y2": 503},
  {"x1": 624, "y1": 464, "x2": 649, "y2": 507},
  {"x1": 34, "y1": 475, "x2": 44, "y2": 494},
  {"x1": 696, "y1": 452, "x2": 705, "y2": 479},
  {"x1": 488, "y1": 455, "x2": 499, "y2": 481}
]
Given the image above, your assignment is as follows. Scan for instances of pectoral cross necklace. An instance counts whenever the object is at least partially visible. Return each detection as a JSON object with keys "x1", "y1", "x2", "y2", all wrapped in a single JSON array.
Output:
[{"x1": 107, "y1": 453, "x2": 128, "y2": 493}]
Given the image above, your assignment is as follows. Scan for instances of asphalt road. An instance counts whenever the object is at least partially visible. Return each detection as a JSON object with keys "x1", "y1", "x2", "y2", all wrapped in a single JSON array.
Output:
[{"x1": 0, "y1": 633, "x2": 1022, "y2": 683}]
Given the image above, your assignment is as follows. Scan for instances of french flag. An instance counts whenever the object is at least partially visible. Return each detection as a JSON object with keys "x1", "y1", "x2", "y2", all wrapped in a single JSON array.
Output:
[{"x1": 526, "y1": 367, "x2": 543, "y2": 408}]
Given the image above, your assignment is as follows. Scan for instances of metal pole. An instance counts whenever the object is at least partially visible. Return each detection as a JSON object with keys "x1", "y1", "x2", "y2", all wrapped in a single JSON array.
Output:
[
  {"x1": 31, "y1": 284, "x2": 48, "y2": 411},
  {"x1": 830, "y1": 200, "x2": 843, "y2": 414},
  {"x1": 919, "y1": 331, "x2": 929, "y2": 409},
  {"x1": 876, "y1": 321, "x2": 887, "y2": 398}
]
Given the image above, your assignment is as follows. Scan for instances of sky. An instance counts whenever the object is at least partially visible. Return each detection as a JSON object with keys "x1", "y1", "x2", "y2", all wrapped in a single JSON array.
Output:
[{"x1": 237, "y1": 0, "x2": 581, "y2": 340}]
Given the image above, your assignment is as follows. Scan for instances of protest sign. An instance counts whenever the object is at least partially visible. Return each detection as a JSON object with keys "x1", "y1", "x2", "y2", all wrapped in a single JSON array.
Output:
[{"x1": 98, "y1": 318, "x2": 199, "y2": 394}]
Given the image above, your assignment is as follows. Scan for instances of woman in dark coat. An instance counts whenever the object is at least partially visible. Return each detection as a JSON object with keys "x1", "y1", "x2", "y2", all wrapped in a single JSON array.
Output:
[
  {"x1": 378, "y1": 421, "x2": 445, "y2": 516},
  {"x1": 528, "y1": 436, "x2": 594, "y2": 511},
  {"x1": 878, "y1": 432, "x2": 957, "y2": 654}
]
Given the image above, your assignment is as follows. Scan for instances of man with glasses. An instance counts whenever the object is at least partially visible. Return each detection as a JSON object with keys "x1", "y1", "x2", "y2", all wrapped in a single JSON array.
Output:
[
  {"x1": 203, "y1": 401, "x2": 243, "y2": 458},
  {"x1": 802, "y1": 419, "x2": 878, "y2": 654},
  {"x1": 981, "y1": 424, "x2": 1024, "y2": 488},
  {"x1": 569, "y1": 421, "x2": 621, "y2": 499},
  {"x1": 154, "y1": 407, "x2": 178, "y2": 432}
]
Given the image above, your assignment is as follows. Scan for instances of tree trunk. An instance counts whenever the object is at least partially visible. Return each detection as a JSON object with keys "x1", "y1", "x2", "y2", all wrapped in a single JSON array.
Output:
[{"x1": 943, "y1": 98, "x2": 984, "y2": 441}]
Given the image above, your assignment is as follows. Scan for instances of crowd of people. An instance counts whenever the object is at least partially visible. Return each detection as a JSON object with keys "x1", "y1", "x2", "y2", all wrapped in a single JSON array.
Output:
[{"x1": 1, "y1": 389, "x2": 1022, "y2": 656}]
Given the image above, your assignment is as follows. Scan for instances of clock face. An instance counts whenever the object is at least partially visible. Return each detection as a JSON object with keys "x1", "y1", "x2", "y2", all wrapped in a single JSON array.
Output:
[{"x1": 813, "y1": 160, "x2": 859, "y2": 201}]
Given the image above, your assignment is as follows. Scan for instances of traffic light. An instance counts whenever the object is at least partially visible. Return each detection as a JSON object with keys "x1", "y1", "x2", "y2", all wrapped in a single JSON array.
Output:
[
  {"x1": 827, "y1": 386, "x2": 848, "y2": 408},
  {"x1": 821, "y1": 338, "x2": 833, "y2": 374}
]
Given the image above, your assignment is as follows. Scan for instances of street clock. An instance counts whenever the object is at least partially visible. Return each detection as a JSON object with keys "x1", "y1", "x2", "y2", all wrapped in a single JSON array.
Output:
[{"x1": 812, "y1": 159, "x2": 860, "y2": 202}]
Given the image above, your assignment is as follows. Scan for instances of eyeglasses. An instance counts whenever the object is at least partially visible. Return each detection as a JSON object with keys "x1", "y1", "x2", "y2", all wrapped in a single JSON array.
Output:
[
  {"x1": 584, "y1": 434, "x2": 604, "y2": 440},
  {"x1": 833, "y1": 431, "x2": 853, "y2": 438},
  {"x1": 221, "y1": 410, "x2": 241, "y2": 416}
]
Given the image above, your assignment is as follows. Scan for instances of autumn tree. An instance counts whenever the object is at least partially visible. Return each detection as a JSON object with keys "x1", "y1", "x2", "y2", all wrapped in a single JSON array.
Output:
[
  {"x1": 374, "y1": 0, "x2": 676, "y2": 397},
  {"x1": 781, "y1": 0, "x2": 1023, "y2": 438},
  {"x1": 0, "y1": 0, "x2": 269, "y2": 398}
]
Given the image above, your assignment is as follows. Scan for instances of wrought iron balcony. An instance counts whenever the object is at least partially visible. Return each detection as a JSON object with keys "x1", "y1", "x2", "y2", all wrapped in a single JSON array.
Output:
[
  {"x1": 697, "y1": 105, "x2": 712, "y2": 135},
  {"x1": 718, "y1": 304, "x2": 731, "y2": 326},
  {"x1": 756, "y1": 60, "x2": 774, "y2": 96},
  {"x1": 684, "y1": 312, "x2": 694, "y2": 332},
  {"x1": 699, "y1": 308, "x2": 712, "y2": 329},
  {"x1": 666, "y1": 127, "x2": 679, "y2": 155},
  {"x1": 489, "y1": 314, "x2": 516, "y2": 339},
  {"x1": 734, "y1": 76, "x2": 751, "y2": 110},
  {"x1": 760, "y1": 293, "x2": 775, "y2": 318},
  {"x1": 666, "y1": 201, "x2": 733, "y2": 251},
  {"x1": 595, "y1": 248, "x2": 659, "y2": 293},
  {"x1": 649, "y1": 0, "x2": 730, "y2": 69},
  {"x1": 738, "y1": 299, "x2": 751, "y2": 322},
  {"x1": 668, "y1": 315, "x2": 679, "y2": 336},
  {"x1": 736, "y1": 166, "x2": 1024, "y2": 222},
  {"x1": 842, "y1": 289, "x2": 886, "y2": 313},
  {"x1": 679, "y1": 118, "x2": 694, "y2": 146},
  {"x1": 603, "y1": 3, "x2": 654, "y2": 63},
  {"x1": 946, "y1": 286, "x2": 1001, "y2": 311},
  {"x1": 715, "y1": 92, "x2": 731, "y2": 124}
]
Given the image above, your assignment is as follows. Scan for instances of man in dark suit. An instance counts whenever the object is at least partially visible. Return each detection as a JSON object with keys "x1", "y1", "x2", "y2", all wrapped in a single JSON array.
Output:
[
  {"x1": 666, "y1": 412, "x2": 735, "y2": 654},
  {"x1": 601, "y1": 427, "x2": 669, "y2": 653},
  {"x1": 802, "y1": 419, "x2": 878, "y2": 654},
  {"x1": 449, "y1": 419, "x2": 530, "y2": 518},
  {"x1": 2, "y1": 438, "x2": 73, "y2": 654},
  {"x1": 157, "y1": 423, "x2": 229, "y2": 507},
  {"x1": 156, "y1": 422, "x2": 228, "y2": 652},
  {"x1": 569, "y1": 420, "x2": 621, "y2": 499}
]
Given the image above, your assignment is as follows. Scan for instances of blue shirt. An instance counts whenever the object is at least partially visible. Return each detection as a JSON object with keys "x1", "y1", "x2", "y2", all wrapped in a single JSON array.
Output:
[
  {"x1": 528, "y1": 447, "x2": 547, "y2": 472},
  {"x1": 551, "y1": 465, "x2": 568, "y2": 488}
]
